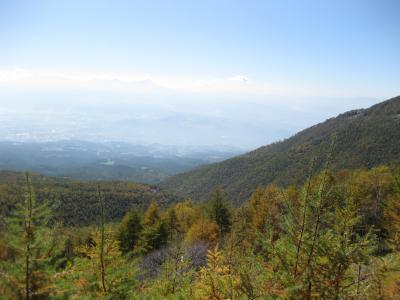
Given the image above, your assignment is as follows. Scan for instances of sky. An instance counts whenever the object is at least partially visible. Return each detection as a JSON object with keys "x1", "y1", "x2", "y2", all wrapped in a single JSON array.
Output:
[{"x1": 0, "y1": 0, "x2": 399, "y2": 148}]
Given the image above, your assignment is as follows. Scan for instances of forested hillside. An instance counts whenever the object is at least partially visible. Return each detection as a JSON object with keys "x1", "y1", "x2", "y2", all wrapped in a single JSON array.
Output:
[
  {"x1": 162, "y1": 96, "x2": 400, "y2": 203},
  {"x1": 1, "y1": 165, "x2": 399, "y2": 299},
  {"x1": 0, "y1": 171, "x2": 172, "y2": 226}
]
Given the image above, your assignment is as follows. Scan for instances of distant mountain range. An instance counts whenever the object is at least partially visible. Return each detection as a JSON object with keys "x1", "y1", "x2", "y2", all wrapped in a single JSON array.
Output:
[
  {"x1": 162, "y1": 96, "x2": 400, "y2": 204},
  {"x1": 0, "y1": 140, "x2": 243, "y2": 183}
]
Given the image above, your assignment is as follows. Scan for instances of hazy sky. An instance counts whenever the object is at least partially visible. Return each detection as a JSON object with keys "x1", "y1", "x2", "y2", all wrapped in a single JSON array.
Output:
[{"x1": 0, "y1": 0, "x2": 399, "y2": 147}]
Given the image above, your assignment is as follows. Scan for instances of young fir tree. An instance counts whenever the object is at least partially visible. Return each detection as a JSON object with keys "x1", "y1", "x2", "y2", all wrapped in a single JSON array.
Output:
[
  {"x1": 117, "y1": 209, "x2": 143, "y2": 255},
  {"x1": 55, "y1": 226, "x2": 139, "y2": 299},
  {"x1": 223, "y1": 232, "x2": 269, "y2": 299},
  {"x1": 165, "y1": 206, "x2": 181, "y2": 240},
  {"x1": 257, "y1": 138, "x2": 372, "y2": 298},
  {"x1": 263, "y1": 169, "x2": 375, "y2": 299},
  {"x1": 0, "y1": 172, "x2": 61, "y2": 300},
  {"x1": 136, "y1": 201, "x2": 168, "y2": 254},
  {"x1": 195, "y1": 246, "x2": 234, "y2": 300},
  {"x1": 97, "y1": 184, "x2": 107, "y2": 294},
  {"x1": 55, "y1": 186, "x2": 139, "y2": 299},
  {"x1": 208, "y1": 187, "x2": 232, "y2": 235}
]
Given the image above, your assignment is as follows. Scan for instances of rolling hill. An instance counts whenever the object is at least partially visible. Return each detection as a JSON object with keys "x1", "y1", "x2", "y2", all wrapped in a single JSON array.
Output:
[
  {"x1": 0, "y1": 171, "x2": 173, "y2": 226},
  {"x1": 162, "y1": 96, "x2": 400, "y2": 204}
]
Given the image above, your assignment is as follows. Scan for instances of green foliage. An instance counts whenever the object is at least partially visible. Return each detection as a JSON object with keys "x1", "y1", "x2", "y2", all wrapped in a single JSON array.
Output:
[
  {"x1": 173, "y1": 200, "x2": 201, "y2": 233},
  {"x1": 207, "y1": 187, "x2": 232, "y2": 235},
  {"x1": 384, "y1": 166, "x2": 400, "y2": 251},
  {"x1": 261, "y1": 169, "x2": 377, "y2": 299},
  {"x1": 0, "y1": 173, "x2": 63, "y2": 299},
  {"x1": 135, "y1": 202, "x2": 169, "y2": 254},
  {"x1": 165, "y1": 207, "x2": 180, "y2": 240},
  {"x1": 0, "y1": 171, "x2": 172, "y2": 226},
  {"x1": 366, "y1": 253, "x2": 400, "y2": 299},
  {"x1": 144, "y1": 244, "x2": 196, "y2": 298},
  {"x1": 193, "y1": 244, "x2": 268, "y2": 300},
  {"x1": 2, "y1": 163, "x2": 400, "y2": 299},
  {"x1": 117, "y1": 209, "x2": 143, "y2": 254},
  {"x1": 54, "y1": 227, "x2": 139, "y2": 299}
]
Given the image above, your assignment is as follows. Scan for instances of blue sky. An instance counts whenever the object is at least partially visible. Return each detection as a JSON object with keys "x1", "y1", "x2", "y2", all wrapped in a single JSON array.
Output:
[
  {"x1": 0, "y1": 0, "x2": 399, "y2": 147},
  {"x1": 1, "y1": 0, "x2": 399, "y2": 96}
]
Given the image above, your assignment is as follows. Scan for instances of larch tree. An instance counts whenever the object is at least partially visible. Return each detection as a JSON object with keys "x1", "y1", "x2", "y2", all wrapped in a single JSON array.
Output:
[
  {"x1": 136, "y1": 201, "x2": 168, "y2": 253},
  {"x1": 0, "y1": 172, "x2": 61, "y2": 300},
  {"x1": 117, "y1": 209, "x2": 143, "y2": 255}
]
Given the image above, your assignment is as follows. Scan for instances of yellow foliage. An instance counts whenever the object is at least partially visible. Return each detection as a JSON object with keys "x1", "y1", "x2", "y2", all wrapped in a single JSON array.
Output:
[
  {"x1": 247, "y1": 184, "x2": 283, "y2": 235},
  {"x1": 195, "y1": 246, "x2": 245, "y2": 300},
  {"x1": 65, "y1": 227, "x2": 126, "y2": 296},
  {"x1": 144, "y1": 201, "x2": 160, "y2": 226},
  {"x1": 384, "y1": 195, "x2": 400, "y2": 250},
  {"x1": 185, "y1": 218, "x2": 219, "y2": 247},
  {"x1": 367, "y1": 254, "x2": 400, "y2": 299},
  {"x1": 174, "y1": 200, "x2": 202, "y2": 233}
]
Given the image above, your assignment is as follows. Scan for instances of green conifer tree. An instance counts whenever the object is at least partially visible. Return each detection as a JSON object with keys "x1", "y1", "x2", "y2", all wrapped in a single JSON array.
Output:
[
  {"x1": 97, "y1": 184, "x2": 107, "y2": 294},
  {"x1": 0, "y1": 172, "x2": 61, "y2": 299},
  {"x1": 136, "y1": 201, "x2": 168, "y2": 253},
  {"x1": 208, "y1": 187, "x2": 232, "y2": 235},
  {"x1": 117, "y1": 209, "x2": 143, "y2": 254}
]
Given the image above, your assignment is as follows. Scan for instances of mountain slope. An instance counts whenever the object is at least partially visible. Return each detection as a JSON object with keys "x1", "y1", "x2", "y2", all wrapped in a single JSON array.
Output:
[
  {"x1": 0, "y1": 171, "x2": 173, "y2": 226},
  {"x1": 162, "y1": 96, "x2": 400, "y2": 204}
]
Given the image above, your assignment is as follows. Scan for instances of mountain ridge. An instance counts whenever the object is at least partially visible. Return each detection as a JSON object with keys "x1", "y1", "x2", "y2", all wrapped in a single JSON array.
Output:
[{"x1": 161, "y1": 96, "x2": 400, "y2": 204}]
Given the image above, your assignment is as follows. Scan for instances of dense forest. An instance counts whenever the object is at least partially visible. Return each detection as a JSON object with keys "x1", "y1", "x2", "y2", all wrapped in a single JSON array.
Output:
[
  {"x1": 1, "y1": 157, "x2": 400, "y2": 298},
  {"x1": 163, "y1": 96, "x2": 400, "y2": 203},
  {"x1": 0, "y1": 171, "x2": 172, "y2": 226}
]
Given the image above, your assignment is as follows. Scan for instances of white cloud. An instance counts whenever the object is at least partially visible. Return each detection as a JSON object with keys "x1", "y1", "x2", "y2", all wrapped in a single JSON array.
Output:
[
  {"x1": 0, "y1": 68, "x2": 33, "y2": 81},
  {"x1": 0, "y1": 68, "x2": 291, "y2": 96},
  {"x1": 0, "y1": 69, "x2": 161, "y2": 93},
  {"x1": 0, "y1": 68, "x2": 389, "y2": 98},
  {"x1": 227, "y1": 75, "x2": 250, "y2": 83}
]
